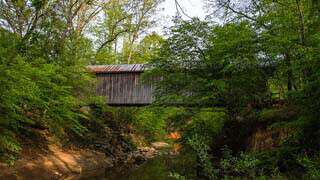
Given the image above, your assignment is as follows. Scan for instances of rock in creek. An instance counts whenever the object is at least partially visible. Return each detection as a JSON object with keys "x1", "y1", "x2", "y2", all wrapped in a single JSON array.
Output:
[{"x1": 151, "y1": 142, "x2": 170, "y2": 149}]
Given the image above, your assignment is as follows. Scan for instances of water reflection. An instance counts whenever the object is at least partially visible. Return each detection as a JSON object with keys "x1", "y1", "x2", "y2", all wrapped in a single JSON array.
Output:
[{"x1": 86, "y1": 150, "x2": 199, "y2": 180}]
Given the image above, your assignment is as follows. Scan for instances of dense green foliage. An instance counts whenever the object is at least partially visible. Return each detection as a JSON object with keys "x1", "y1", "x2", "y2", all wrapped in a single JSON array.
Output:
[
  {"x1": 110, "y1": 107, "x2": 189, "y2": 141},
  {"x1": 1, "y1": 0, "x2": 320, "y2": 179},
  {"x1": 0, "y1": 0, "x2": 164, "y2": 162},
  {"x1": 147, "y1": 0, "x2": 320, "y2": 179},
  {"x1": 0, "y1": 29, "x2": 95, "y2": 158},
  {"x1": 0, "y1": 0, "x2": 97, "y2": 160}
]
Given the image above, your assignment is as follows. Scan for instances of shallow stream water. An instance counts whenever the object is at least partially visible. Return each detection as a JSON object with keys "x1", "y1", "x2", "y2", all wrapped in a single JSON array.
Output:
[{"x1": 85, "y1": 150, "x2": 199, "y2": 180}]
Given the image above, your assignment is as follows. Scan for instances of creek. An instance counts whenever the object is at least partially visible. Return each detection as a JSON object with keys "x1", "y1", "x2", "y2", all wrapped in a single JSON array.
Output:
[{"x1": 83, "y1": 149, "x2": 200, "y2": 180}]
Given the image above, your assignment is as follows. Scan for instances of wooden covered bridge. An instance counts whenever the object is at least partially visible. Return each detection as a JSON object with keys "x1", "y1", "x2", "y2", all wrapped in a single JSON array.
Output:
[{"x1": 88, "y1": 64, "x2": 155, "y2": 106}]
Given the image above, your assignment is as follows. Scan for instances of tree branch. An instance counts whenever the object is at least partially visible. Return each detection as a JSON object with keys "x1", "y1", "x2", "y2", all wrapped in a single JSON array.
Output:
[
  {"x1": 97, "y1": 29, "x2": 130, "y2": 52},
  {"x1": 174, "y1": 0, "x2": 192, "y2": 19}
]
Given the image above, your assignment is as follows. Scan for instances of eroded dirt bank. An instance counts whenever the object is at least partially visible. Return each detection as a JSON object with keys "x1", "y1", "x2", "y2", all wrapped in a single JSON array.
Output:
[
  {"x1": 0, "y1": 128, "x2": 171, "y2": 180},
  {"x1": 0, "y1": 126, "x2": 128, "y2": 180},
  {"x1": 0, "y1": 142, "x2": 113, "y2": 179}
]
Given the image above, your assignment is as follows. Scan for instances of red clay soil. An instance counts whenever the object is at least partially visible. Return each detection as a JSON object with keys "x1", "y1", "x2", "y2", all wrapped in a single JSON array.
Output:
[{"x1": 0, "y1": 144, "x2": 113, "y2": 180}]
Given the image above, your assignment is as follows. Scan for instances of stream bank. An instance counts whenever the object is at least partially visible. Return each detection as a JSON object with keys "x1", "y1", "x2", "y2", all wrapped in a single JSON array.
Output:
[
  {"x1": 0, "y1": 143, "x2": 112, "y2": 180},
  {"x1": 82, "y1": 147, "x2": 198, "y2": 180},
  {"x1": 0, "y1": 143, "x2": 182, "y2": 180},
  {"x1": 0, "y1": 128, "x2": 166, "y2": 180},
  {"x1": 0, "y1": 142, "x2": 167, "y2": 180},
  {"x1": 0, "y1": 134, "x2": 177, "y2": 180}
]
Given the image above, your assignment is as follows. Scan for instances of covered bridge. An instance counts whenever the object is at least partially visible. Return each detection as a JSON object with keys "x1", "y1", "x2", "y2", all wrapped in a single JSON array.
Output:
[{"x1": 88, "y1": 64, "x2": 155, "y2": 105}]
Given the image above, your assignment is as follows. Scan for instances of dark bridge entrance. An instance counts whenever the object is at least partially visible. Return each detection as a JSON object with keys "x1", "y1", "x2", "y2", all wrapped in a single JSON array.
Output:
[{"x1": 88, "y1": 64, "x2": 154, "y2": 106}]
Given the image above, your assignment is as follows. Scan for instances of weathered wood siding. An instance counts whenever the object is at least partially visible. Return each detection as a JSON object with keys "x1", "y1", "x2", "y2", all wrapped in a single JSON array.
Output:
[{"x1": 96, "y1": 72, "x2": 154, "y2": 105}]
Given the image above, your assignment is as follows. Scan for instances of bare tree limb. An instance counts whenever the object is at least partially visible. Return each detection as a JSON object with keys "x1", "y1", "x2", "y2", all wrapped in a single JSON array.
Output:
[
  {"x1": 174, "y1": 0, "x2": 192, "y2": 19},
  {"x1": 97, "y1": 29, "x2": 130, "y2": 52}
]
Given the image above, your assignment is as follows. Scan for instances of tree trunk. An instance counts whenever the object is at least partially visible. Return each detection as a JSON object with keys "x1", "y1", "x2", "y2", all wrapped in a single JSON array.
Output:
[{"x1": 285, "y1": 53, "x2": 294, "y2": 91}]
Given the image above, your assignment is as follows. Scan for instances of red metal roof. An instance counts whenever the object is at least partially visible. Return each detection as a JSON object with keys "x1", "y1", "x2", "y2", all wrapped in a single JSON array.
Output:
[{"x1": 88, "y1": 64, "x2": 146, "y2": 73}]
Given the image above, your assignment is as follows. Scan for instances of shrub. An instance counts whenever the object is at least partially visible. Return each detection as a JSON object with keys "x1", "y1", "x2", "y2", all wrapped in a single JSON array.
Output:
[
  {"x1": 187, "y1": 134, "x2": 217, "y2": 179},
  {"x1": 133, "y1": 107, "x2": 185, "y2": 141},
  {"x1": 183, "y1": 109, "x2": 227, "y2": 179},
  {"x1": 0, "y1": 29, "x2": 94, "y2": 159},
  {"x1": 184, "y1": 109, "x2": 226, "y2": 144},
  {"x1": 297, "y1": 154, "x2": 320, "y2": 179}
]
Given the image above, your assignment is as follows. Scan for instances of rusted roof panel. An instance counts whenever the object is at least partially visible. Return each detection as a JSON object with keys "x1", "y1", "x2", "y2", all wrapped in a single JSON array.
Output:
[{"x1": 88, "y1": 64, "x2": 146, "y2": 73}]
